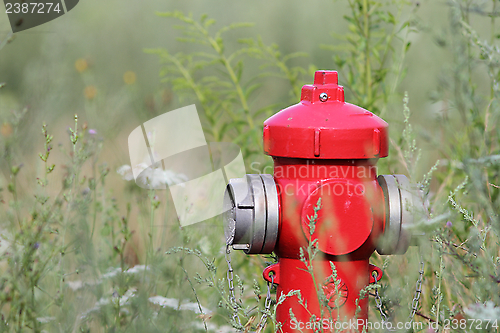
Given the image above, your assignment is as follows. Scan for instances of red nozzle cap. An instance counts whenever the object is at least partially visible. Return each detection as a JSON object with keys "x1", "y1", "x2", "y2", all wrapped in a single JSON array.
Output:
[{"x1": 301, "y1": 70, "x2": 344, "y2": 103}]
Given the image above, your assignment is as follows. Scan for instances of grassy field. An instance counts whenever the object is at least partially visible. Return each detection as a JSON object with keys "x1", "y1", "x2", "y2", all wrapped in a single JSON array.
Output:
[{"x1": 1, "y1": 0, "x2": 500, "y2": 332}]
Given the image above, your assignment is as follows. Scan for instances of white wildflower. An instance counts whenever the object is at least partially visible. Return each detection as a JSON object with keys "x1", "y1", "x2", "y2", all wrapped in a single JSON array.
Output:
[
  {"x1": 101, "y1": 267, "x2": 121, "y2": 279},
  {"x1": 125, "y1": 264, "x2": 148, "y2": 274},
  {"x1": 102, "y1": 265, "x2": 149, "y2": 279},
  {"x1": 80, "y1": 288, "x2": 137, "y2": 319},
  {"x1": 148, "y1": 296, "x2": 211, "y2": 314},
  {"x1": 117, "y1": 163, "x2": 188, "y2": 189},
  {"x1": 67, "y1": 265, "x2": 149, "y2": 291},
  {"x1": 116, "y1": 165, "x2": 134, "y2": 181},
  {"x1": 66, "y1": 280, "x2": 85, "y2": 291},
  {"x1": 149, "y1": 296, "x2": 179, "y2": 308},
  {"x1": 116, "y1": 288, "x2": 136, "y2": 306},
  {"x1": 465, "y1": 301, "x2": 500, "y2": 320}
]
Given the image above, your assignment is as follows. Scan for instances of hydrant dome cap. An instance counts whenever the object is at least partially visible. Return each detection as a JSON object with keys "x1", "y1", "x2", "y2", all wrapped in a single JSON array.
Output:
[{"x1": 263, "y1": 71, "x2": 388, "y2": 159}]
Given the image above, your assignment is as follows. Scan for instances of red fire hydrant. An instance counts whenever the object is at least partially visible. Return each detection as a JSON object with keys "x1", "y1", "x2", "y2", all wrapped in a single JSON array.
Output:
[{"x1": 223, "y1": 70, "x2": 418, "y2": 332}]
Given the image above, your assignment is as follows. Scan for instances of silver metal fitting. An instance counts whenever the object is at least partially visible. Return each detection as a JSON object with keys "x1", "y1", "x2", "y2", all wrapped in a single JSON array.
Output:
[
  {"x1": 319, "y1": 92, "x2": 328, "y2": 102},
  {"x1": 223, "y1": 174, "x2": 279, "y2": 254},
  {"x1": 376, "y1": 174, "x2": 425, "y2": 255}
]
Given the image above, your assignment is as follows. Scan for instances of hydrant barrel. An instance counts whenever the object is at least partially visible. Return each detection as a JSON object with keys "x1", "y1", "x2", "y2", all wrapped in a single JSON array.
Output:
[{"x1": 223, "y1": 70, "x2": 420, "y2": 332}]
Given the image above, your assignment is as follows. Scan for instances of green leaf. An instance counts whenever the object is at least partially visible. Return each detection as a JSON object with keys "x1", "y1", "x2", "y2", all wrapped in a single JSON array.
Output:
[
  {"x1": 342, "y1": 15, "x2": 356, "y2": 25},
  {"x1": 282, "y1": 52, "x2": 308, "y2": 62},
  {"x1": 216, "y1": 22, "x2": 254, "y2": 38},
  {"x1": 238, "y1": 38, "x2": 255, "y2": 47},
  {"x1": 244, "y1": 83, "x2": 262, "y2": 100},
  {"x1": 215, "y1": 37, "x2": 224, "y2": 53},
  {"x1": 235, "y1": 60, "x2": 243, "y2": 83},
  {"x1": 387, "y1": 12, "x2": 396, "y2": 25},
  {"x1": 397, "y1": 21, "x2": 410, "y2": 33},
  {"x1": 405, "y1": 41, "x2": 411, "y2": 52},
  {"x1": 204, "y1": 18, "x2": 216, "y2": 28}
]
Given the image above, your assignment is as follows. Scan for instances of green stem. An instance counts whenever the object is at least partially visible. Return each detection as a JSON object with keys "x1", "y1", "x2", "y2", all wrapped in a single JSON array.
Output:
[
  {"x1": 144, "y1": 189, "x2": 155, "y2": 282},
  {"x1": 12, "y1": 172, "x2": 22, "y2": 228},
  {"x1": 90, "y1": 156, "x2": 97, "y2": 239},
  {"x1": 491, "y1": 0, "x2": 497, "y2": 99},
  {"x1": 59, "y1": 115, "x2": 79, "y2": 297},
  {"x1": 363, "y1": 0, "x2": 372, "y2": 104},
  {"x1": 180, "y1": 253, "x2": 208, "y2": 332},
  {"x1": 31, "y1": 283, "x2": 38, "y2": 332},
  {"x1": 436, "y1": 255, "x2": 444, "y2": 331}
]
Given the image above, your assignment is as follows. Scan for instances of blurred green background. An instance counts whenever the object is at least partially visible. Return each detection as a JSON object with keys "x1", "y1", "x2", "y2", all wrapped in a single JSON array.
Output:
[
  {"x1": 1, "y1": 0, "x2": 499, "y2": 332},
  {"x1": 0, "y1": 0, "x2": 491, "y2": 139}
]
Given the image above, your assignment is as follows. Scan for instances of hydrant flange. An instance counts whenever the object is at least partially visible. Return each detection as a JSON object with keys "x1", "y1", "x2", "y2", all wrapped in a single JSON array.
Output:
[
  {"x1": 376, "y1": 174, "x2": 416, "y2": 255},
  {"x1": 223, "y1": 174, "x2": 279, "y2": 254}
]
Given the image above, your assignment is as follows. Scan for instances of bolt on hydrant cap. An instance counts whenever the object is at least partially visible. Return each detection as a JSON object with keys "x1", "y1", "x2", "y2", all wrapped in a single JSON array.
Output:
[{"x1": 263, "y1": 70, "x2": 389, "y2": 159}]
